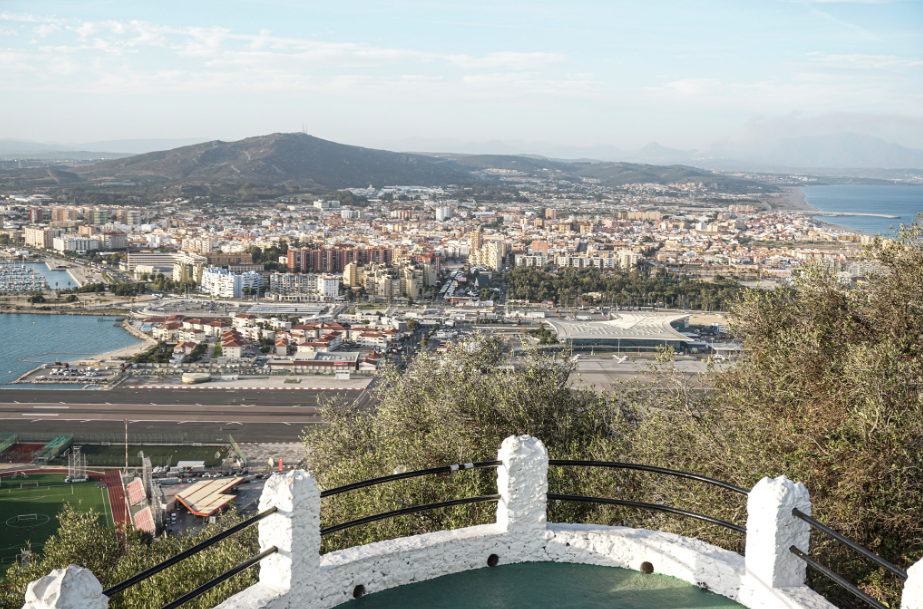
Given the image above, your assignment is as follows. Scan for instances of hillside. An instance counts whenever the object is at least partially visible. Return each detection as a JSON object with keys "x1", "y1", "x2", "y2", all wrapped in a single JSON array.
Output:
[
  {"x1": 75, "y1": 133, "x2": 470, "y2": 189},
  {"x1": 573, "y1": 162, "x2": 770, "y2": 191}
]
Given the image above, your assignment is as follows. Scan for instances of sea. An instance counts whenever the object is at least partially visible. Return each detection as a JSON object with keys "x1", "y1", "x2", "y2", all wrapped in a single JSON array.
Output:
[
  {"x1": 801, "y1": 185, "x2": 923, "y2": 236},
  {"x1": 0, "y1": 313, "x2": 142, "y2": 389}
]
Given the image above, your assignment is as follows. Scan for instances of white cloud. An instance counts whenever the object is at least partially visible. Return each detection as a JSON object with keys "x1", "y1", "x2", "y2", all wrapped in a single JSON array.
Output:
[
  {"x1": 447, "y1": 52, "x2": 565, "y2": 70},
  {"x1": 0, "y1": 16, "x2": 576, "y2": 99},
  {"x1": 0, "y1": 12, "x2": 41, "y2": 23},
  {"x1": 33, "y1": 23, "x2": 59, "y2": 37},
  {"x1": 806, "y1": 52, "x2": 923, "y2": 69}
]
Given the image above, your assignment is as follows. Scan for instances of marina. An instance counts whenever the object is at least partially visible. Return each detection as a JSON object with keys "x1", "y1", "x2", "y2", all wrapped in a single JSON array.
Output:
[{"x1": 0, "y1": 262, "x2": 48, "y2": 293}]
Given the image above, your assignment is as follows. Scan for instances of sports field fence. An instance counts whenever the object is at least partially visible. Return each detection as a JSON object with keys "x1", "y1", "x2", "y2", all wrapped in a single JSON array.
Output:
[{"x1": 7, "y1": 431, "x2": 232, "y2": 446}]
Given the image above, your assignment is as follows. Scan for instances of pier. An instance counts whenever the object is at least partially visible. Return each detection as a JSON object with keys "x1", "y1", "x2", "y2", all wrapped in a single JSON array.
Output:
[{"x1": 810, "y1": 211, "x2": 900, "y2": 219}]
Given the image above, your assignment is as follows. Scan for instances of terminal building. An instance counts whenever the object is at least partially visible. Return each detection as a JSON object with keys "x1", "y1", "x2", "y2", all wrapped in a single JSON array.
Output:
[{"x1": 545, "y1": 313, "x2": 693, "y2": 352}]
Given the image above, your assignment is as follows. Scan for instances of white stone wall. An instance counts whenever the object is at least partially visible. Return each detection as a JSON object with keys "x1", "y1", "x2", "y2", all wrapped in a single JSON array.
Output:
[{"x1": 26, "y1": 434, "x2": 918, "y2": 609}]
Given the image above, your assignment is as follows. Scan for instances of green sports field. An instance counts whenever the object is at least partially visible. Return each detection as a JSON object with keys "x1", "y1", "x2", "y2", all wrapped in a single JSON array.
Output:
[{"x1": 0, "y1": 473, "x2": 112, "y2": 569}]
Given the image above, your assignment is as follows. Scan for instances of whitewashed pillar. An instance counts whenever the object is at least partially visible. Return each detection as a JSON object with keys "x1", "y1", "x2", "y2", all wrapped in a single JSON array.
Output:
[
  {"x1": 257, "y1": 469, "x2": 321, "y2": 603},
  {"x1": 22, "y1": 565, "x2": 108, "y2": 609},
  {"x1": 739, "y1": 475, "x2": 813, "y2": 607},
  {"x1": 901, "y1": 559, "x2": 923, "y2": 609},
  {"x1": 496, "y1": 435, "x2": 548, "y2": 561}
]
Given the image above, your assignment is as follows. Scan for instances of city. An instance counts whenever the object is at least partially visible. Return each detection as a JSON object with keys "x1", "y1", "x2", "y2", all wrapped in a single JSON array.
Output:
[{"x1": 1, "y1": 1, "x2": 922, "y2": 608}]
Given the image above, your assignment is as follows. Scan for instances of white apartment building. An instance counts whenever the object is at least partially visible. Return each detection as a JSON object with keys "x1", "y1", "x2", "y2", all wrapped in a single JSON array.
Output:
[
  {"x1": 317, "y1": 274, "x2": 340, "y2": 299},
  {"x1": 269, "y1": 272, "x2": 341, "y2": 301},
  {"x1": 469, "y1": 241, "x2": 506, "y2": 271},
  {"x1": 617, "y1": 249, "x2": 641, "y2": 270},
  {"x1": 435, "y1": 207, "x2": 452, "y2": 221},
  {"x1": 200, "y1": 267, "x2": 263, "y2": 299},
  {"x1": 24, "y1": 227, "x2": 59, "y2": 249},
  {"x1": 514, "y1": 254, "x2": 550, "y2": 267},
  {"x1": 52, "y1": 236, "x2": 99, "y2": 254},
  {"x1": 181, "y1": 237, "x2": 215, "y2": 254}
]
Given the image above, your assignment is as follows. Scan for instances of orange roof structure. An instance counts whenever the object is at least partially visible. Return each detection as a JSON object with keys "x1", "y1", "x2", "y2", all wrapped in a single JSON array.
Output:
[{"x1": 175, "y1": 477, "x2": 243, "y2": 516}]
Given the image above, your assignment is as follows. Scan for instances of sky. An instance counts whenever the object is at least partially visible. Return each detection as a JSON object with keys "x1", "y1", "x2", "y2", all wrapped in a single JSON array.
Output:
[{"x1": 1, "y1": 0, "x2": 922, "y2": 152}]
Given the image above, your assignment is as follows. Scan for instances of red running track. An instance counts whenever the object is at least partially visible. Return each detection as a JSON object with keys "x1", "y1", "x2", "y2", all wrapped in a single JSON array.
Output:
[{"x1": 0, "y1": 468, "x2": 132, "y2": 531}]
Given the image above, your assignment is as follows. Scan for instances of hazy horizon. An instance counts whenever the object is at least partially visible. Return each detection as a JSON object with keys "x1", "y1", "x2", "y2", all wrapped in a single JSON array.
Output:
[{"x1": 1, "y1": 0, "x2": 921, "y2": 152}]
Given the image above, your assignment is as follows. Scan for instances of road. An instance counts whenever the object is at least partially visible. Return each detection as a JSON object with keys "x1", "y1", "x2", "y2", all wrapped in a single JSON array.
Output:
[{"x1": 0, "y1": 387, "x2": 366, "y2": 442}]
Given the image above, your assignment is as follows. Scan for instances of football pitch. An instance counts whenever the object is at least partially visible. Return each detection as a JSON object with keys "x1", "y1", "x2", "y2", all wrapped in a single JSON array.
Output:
[{"x1": 0, "y1": 473, "x2": 112, "y2": 569}]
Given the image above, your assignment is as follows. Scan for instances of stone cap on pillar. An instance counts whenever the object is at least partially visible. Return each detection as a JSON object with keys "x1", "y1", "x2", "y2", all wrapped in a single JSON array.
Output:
[{"x1": 22, "y1": 565, "x2": 108, "y2": 609}]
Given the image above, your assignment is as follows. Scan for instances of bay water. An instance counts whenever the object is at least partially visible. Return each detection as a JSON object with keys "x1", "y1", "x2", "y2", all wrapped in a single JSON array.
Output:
[
  {"x1": 801, "y1": 185, "x2": 923, "y2": 235},
  {"x1": 0, "y1": 313, "x2": 141, "y2": 387}
]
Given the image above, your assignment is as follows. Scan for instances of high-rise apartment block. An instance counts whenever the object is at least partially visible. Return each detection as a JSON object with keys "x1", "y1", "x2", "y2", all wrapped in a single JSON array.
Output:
[{"x1": 24, "y1": 227, "x2": 59, "y2": 249}]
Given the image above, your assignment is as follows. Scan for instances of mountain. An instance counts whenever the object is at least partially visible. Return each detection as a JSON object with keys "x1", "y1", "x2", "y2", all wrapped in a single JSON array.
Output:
[
  {"x1": 71, "y1": 138, "x2": 211, "y2": 154},
  {"x1": 632, "y1": 143, "x2": 696, "y2": 164},
  {"x1": 699, "y1": 133, "x2": 923, "y2": 170},
  {"x1": 76, "y1": 133, "x2": 471, "y2": 189},
  {"x1": 572, "y1": 162, "x2": 768, "y2": 191},
  {"x1": 0, "y1": 139, "x2": 67, "y2": 156},
  {"x1": 0, "y1": 138, "x2": 205, "y2": 159}
]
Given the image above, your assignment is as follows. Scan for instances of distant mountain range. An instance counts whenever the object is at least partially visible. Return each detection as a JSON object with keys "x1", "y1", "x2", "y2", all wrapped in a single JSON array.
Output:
[
  {"x1": 0, "y1": 132, "x2": 769, "y2": 194},
  {"x1": 0, "y1": 138, "x2": 209, "y2": 159},
  {"x1": 401, "y1": 132, "x2": 923, "y2": 171},
  {"x1": 76, "y1": 133, "x2": 470, "y2": 189},
  {"x1": 5, "y1": 131, "x2": 921, "y2": 173}
]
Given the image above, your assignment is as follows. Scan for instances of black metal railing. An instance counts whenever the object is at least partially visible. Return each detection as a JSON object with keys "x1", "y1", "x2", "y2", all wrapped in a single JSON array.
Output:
[
  {"x1": 322, "y1": 495, "x2": 502, "y2": 536},
  {"x1": 103, "y1": 507, "x2": 279, "y2": 608},
  {"x1": 320, "y1": 460, "x2": 501, "y2": 497},
  {"x1": 789, "y1": 508, "x2": 907, "y2": 609},
  {"x1": 789, "y1": 546, "x2": 888, "y2": 609},
  {"x1": 320, "y1": 461, "x2": 503, "y2": 535},
  {"x1": 548, "y1": 460, "x2": 749, "y2": 495},
  {"x1": 792, "y1": 509, "x2": 908, "y2": 581},
  {"x1": 547, "y1": 493, "x2": 745, "y2": 533},
  {"x1": 547, "y1": 460, "x2": 747, "y2": 533},
  {"x1": 160, "y1": 546, "x2": 278, "y2": 609}
]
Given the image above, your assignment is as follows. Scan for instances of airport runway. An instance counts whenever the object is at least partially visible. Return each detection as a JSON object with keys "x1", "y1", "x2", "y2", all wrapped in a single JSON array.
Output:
[
  {"x1": 0, "y1": 387, "x2": 367, "y2": 442},
  {"x1": 0, "y1": 388, "x2": 359, "y2": 407}
]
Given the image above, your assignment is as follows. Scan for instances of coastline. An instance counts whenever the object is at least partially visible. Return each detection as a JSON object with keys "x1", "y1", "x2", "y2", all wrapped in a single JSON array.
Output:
[
  {"x1": 2, "y1": 314, "x2": 155, "y2": 386},
  {"x1": 776, "y1": 187, "x2": 876, "y2": 236},
  {"x1": 79, "y1": 320, "x2": 154, "y2": 362},
  {"x1": 777, "y1": 187, "x2": 819, "y2": 212}
]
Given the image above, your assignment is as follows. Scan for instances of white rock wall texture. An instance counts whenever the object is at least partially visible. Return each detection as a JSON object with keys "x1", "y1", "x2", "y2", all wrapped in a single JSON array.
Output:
[{"x1": 903, "y1": 559, "x2": 923, "y2": 609}]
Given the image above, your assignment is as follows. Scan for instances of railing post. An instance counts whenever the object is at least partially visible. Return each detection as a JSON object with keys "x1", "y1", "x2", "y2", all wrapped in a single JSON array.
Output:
[
  {"x1": 902, "y1": 559, "x2": 923, "y2": 609},
  {"x1": 22, "y1": 565, "x2": 108, "y2": 609},
  {"x1": 739, "y1": 475, "x2": 812, "y2": 603},
  {"x1": 256, "y1": 469, "x2": 320, "y2": 600},
  {"x1": 496, "y1": 435, "x2": 548, "y2": 559}
]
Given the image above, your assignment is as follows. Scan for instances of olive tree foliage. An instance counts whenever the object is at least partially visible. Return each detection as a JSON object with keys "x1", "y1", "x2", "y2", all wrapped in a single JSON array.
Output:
[
  {"x1": 0, "y1": 505, "x2": 258, "y2": 609},
  {"x1": 628, "y1": 218, "x2": 923, "y2": 606},
  {"x1": 304, "y1": 336, "x2": 668, "y2": 553}
]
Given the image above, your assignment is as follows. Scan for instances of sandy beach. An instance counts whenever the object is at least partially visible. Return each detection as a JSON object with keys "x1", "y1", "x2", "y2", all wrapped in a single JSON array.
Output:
[
  {"x1": 89, "y1": 338, "x2": 155, "y2": 362},
  {"x1": 767, "y1": 187, "x2": 819, "y2": 212}
]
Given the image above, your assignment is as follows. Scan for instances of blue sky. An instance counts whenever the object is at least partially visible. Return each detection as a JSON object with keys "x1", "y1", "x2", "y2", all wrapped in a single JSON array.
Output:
[{"x1": 1, "y1": 0, "x2": 921, "y2": 151}]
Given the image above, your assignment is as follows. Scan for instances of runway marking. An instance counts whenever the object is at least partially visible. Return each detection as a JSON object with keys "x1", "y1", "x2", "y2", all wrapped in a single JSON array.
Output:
[
  {"x1": 24, "y1": 413, "x2": 58, "y2": 417},
  {"x1": 34, "y1": 406, "x2": 68, "y2": 409}
]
